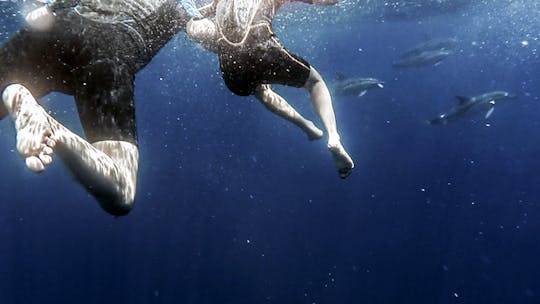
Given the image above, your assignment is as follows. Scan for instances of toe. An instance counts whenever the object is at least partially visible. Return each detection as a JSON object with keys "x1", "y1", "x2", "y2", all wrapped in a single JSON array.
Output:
[
  {"x1": 42, "y1": 145, "x2": 54, "y2": 155},
  {"x1": 39, "y1": 152, "x2": 52, "y2": 166},
  {"x1": 16, "y1": 131, "x2": 41, "y2": 156},
  {"x1": 45, "y1": 137, "x2": 56, "y2": 148},
  {"x1": 25, "y1": 156, "x2": 45, "y2": 173}
]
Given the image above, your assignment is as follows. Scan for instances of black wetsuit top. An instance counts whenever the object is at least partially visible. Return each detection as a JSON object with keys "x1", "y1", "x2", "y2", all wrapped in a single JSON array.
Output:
[{"x1": 0, "y1": 0, "x2": 189, "y2": 144}]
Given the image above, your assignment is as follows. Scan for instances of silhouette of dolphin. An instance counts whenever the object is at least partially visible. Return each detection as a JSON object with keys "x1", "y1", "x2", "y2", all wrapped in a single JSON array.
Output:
[
  {"x1": 430, "y1": 91, "x2": 517, "y2": 124},
  {"x1": 333, "y1": 76, "x2": 385, "y2": 98}
]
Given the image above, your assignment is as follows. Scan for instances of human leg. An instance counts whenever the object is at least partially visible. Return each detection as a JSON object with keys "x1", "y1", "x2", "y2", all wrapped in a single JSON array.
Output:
[
  {"x1": 254, "y1": 84, "x2": 323, "y2": 140},
  {"x1": 0, "y1": 20, "x2": 78, "y2": 120},
  {"x1": 2, "y1": 84, "x2": 137, "y2": 215},
  {"x1": 304, "y1": 67, "x2": 354, "y2": 179},
  {"x1": 218, "y1": 34, "x2": 355, "y2": 178},
  {"x1": 0, "y1": 30, "x2": 50, "y2": 120}
]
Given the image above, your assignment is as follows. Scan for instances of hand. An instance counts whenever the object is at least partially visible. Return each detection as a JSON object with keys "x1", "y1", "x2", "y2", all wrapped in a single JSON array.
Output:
[{"x1": 25, "y1": 5, "x2": 54, "y2": 30}]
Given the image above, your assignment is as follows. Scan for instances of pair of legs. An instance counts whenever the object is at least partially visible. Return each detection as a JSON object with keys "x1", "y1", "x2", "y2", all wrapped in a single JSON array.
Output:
[
  {"x1": 2, "y1": 85, "x2": 138, "y2": 215},
  {"x1": 253, "y1": 68, "x2": 354, "y2": 178}
]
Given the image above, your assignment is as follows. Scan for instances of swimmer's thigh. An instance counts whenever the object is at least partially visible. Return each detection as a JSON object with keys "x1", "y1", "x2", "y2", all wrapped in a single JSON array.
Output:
[
  {"x1": 73, "y1": 61, "x2": 137, "y2": 145},
  {"x1": 262, "y1": 43, "x2": 312, "y2": 88}
]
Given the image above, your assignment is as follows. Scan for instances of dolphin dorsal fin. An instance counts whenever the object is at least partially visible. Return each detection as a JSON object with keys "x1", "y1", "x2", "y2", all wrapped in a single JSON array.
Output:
[{"x1": 456, "y1": 96, "x2": 469, "y2": 105}]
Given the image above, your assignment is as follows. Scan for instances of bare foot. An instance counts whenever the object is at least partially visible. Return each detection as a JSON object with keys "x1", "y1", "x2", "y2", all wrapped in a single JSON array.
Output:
[
  {"x1": 3, "y1": 84, "x2": 56, "y2": 172},
  {"x1": 304, "y1": 121, "x2": 324, "y2": 141},
  {"x1": 327, "y1": 137, "x2": 354, "y2": 179}
]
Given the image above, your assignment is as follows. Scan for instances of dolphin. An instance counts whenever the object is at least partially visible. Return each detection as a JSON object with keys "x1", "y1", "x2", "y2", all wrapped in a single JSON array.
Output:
[
  {"x1": 429, "y1": 91, "x2": 517, "y2": 124},
  {"x1": 400, "y1": 37, "x2": 458, "y2": 58},
  {"x1": 333, "y1": 76, "x2": 385, "y2": 98},
  {"x1": 393, "y1": 49, "x2": 453, "y2": 68}
]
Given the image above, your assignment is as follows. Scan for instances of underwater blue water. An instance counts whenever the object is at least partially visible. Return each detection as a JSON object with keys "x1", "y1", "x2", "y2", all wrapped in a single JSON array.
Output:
[{"x1": 0, "y1": 0, "x2": 539, "y2": 303}]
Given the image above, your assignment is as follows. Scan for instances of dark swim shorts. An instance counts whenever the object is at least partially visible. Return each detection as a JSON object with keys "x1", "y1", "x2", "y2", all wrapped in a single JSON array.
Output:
[{"x1": 218, "y1": 28, "x2": 312, "y2": 96}]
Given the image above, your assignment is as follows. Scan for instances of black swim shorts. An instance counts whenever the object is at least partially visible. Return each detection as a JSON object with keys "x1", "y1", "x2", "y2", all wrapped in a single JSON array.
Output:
[{"x1": 218, "y1": 29, "x2": 312, "y2": 96}]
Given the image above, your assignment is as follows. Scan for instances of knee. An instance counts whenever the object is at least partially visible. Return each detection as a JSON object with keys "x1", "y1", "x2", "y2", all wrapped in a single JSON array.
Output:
[
  {"x1": 95, "y1": 185, "x2": 135, "y2": 216},
  {"x1": 91, "y1": 140, "x2": 138, "y2": 216},
  {"x1": 98, "y1": 195, "x2": 134, "y2": 216}
]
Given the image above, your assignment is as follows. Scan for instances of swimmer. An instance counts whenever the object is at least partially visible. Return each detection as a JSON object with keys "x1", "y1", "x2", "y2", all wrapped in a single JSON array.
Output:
[
  {"x1": 185, "y1": 0, "x2": 354, "y2": 179},
  {"x1": 0, "y1": 0, "x2": 198, "y2": 215}
]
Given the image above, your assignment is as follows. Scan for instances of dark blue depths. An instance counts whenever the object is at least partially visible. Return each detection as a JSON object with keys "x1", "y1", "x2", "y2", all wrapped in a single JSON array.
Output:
[{"x1": 0, "y1": 1, "x2": 539, "y2": 303}]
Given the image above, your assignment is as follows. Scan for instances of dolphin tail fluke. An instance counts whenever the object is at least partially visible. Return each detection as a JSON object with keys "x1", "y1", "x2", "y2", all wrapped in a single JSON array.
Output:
[{"x1": 455, "y1": 95, "x2": 470, "y2": 105}]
